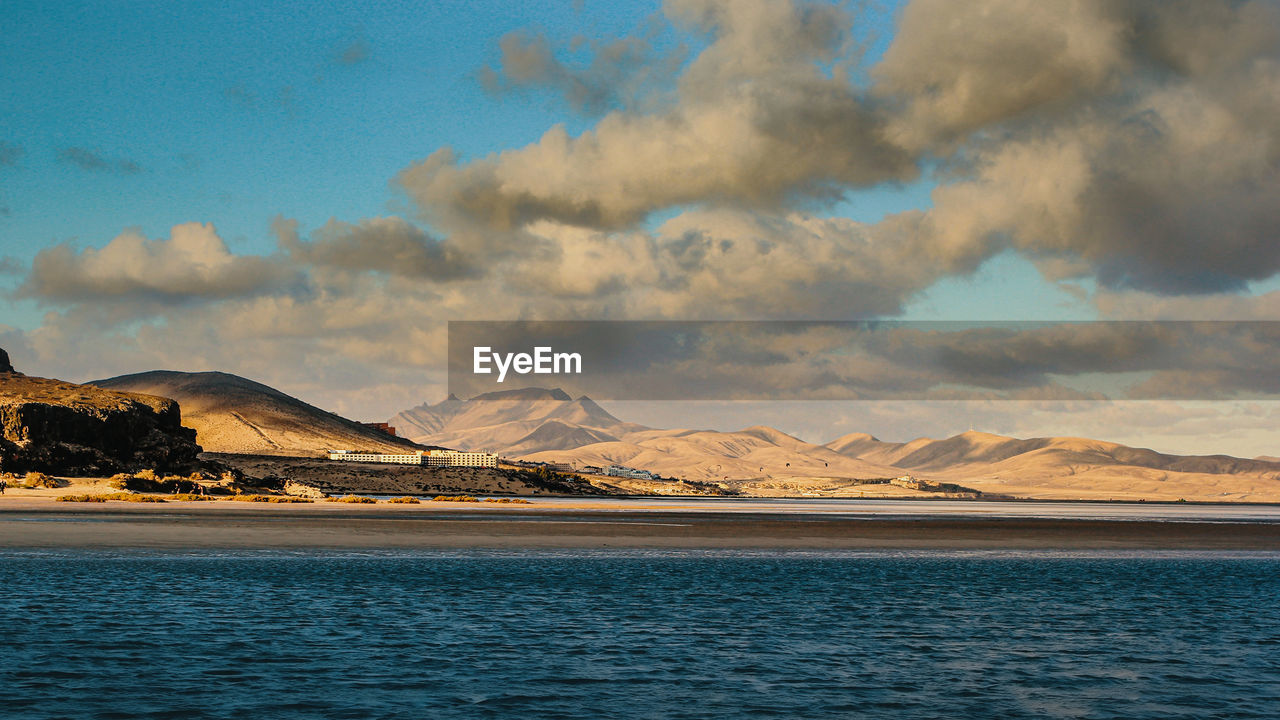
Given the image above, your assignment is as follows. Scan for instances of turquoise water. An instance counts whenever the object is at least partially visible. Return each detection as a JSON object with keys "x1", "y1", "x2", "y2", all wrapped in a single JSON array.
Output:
[{"x1": 2, "y1": 551, "x2": 1278, "y2": 719}]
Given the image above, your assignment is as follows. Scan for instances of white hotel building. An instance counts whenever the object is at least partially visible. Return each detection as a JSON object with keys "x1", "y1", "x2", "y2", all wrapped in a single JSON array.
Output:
[{"x1": 328, "y1": 449, "x2": 498, "y2": 468}]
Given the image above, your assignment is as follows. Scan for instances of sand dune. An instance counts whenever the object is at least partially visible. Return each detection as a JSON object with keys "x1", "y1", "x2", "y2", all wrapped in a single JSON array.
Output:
[{"x1": 91, "y1": 371, "x2": 427, "y2": 456}]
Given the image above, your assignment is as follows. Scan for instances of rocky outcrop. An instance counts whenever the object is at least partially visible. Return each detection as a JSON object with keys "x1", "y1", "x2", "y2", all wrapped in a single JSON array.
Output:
[
  {"x1": 0, "y1": 361, "x2": 203, "y2": 476},
  {"x1": 283, "y1": 480, "x2": 328, "y2": 499},
  {"x1": 0, "y1": 348, "x2": 13, "y2": 374}
]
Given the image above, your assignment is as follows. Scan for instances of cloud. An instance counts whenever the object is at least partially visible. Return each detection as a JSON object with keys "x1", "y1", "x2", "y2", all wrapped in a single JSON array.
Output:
[
  {"x1": 872, "y1": 0, "x2": 1130, "y2": 152},
  {"x1": 450, "y1": 319, "x2": 1280, "y2": 403},
  {"x1": 479, "y1": 27, "x2": 682, "y2": 115},
  {"x1": 19, "y1": 222, "x2": 300, "y2": 306},
  {"x1": 11, "y1": 0, "x2": 1280, "y2": 439},
  {"x1": 399, "y1": 0, "x2": 914, "y2": 233},
  {"x1": 644, "y1": 209, "x2": 958, "y2": 317},
  {"x1": 274, "y1": 216, "x2": 482, "y2": 281},
  {"x1": 869, "y1": 0, "x2": 1280, "y2": 295},
  {"x1": 1095, "y1": 288, "x2": 1280, "y2": 321},
  {"x1": 58, "y1": 147, "x2": 142, "y2": 175},
  {"x1": 334, "y1": 35, "x2": 371, "y2": 66},
  {"x1": 0, "y1": 141, "x2": 22, "y2": 167},
  {"x1": 400, "y1": 0, "x2": 1280, "y2": 298}
]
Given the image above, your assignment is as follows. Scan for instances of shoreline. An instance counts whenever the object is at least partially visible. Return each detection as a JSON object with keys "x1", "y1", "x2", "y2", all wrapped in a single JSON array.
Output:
[{"x1": 3, "y1": 498, "x2": 1279, "y2": 550}]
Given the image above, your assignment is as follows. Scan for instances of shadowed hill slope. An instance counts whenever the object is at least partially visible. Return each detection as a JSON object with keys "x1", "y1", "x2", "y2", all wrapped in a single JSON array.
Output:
[{"x1": 92, "y1": 370, "x2": 426, "y2": 456}]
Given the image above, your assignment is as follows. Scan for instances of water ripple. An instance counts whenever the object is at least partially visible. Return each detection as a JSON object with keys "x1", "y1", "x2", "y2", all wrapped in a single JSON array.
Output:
[{"x1": 0, "y1": 552, "x2": 1277, "y2": 718}]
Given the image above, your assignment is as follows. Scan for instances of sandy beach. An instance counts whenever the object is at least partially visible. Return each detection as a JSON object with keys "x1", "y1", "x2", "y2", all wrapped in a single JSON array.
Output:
[{"x1": 2, "y1": 495, "x2": 1279, "y2": 550}]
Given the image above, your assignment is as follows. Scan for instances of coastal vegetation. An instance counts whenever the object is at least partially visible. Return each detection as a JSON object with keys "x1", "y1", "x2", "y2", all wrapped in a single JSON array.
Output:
[
  {"x1": 431, "y1": 495, "x2": 479, "y2": 502},
  {"x1": 327, "y1": 495, "x2": 378, "y2": 503},
  {"x1": 1, "y1": 471, "x2": 62, "y2": 488},
  {"x1": 56, "y1": 493, "x2": 166, "y2": 503},
  {"x1": 387, "y1": 496, "x2": 420, "y2": 504},
  {"x1": 21, "y1": 471, "x2": 60, "y2": 488},
  {"x1": 226, "y1": 494, "x2": 314, "y2": 503},
  {"x1": 507, "y1": 467, "x2": 604, "y2": 494},
  {"x1": 110, "y1": 470, "x2": 210, "y2": 494}
]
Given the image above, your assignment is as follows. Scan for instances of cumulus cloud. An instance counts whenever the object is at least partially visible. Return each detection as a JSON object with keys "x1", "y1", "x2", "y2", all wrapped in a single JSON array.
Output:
[
  {"x1": 1094, "y1": 288, "x2": 1280, "y2": 321},
  {"x1": 58, "y1": 147, "x2": 142, "y2": 175},
  {"x1": 399, "y1": 0, "x2": 914, "y2": 233},
  {"x1": 872, "y1": 0, "x2": 1130, "y2": 151},
  {"x1": 644, "y1": 209, "x2": 952, "y2": 317},
  {"x1": 274, "y1": 216, "x2": 481, "y2": 281},
  {"x1": 477, "y1": 205, "x2": 982, "y2": 320},
  {"x1": 19, "y1": 223, "x2": 300, "y2": 306},
  {"x1": 10, "y1": 0, "x2": 1280, "y2": 434},
  {"x1": 399, "y1": 0, "x2": 1280, "y2": 298},
  {"x1": 872, "y1": 0, "x2": 1280, "y2": 294},
  {"x1": 450, "y1": 319, "x2": 1280, "y2": 403}
]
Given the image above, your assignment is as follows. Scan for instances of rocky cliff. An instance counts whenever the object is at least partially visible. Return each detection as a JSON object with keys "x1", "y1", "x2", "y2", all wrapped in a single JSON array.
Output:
[{"x1": 0, "y1": 352, "x2": 203, "y2": 476}]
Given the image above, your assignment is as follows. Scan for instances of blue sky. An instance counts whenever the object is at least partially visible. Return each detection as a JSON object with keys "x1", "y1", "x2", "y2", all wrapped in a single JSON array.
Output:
[
  {"x1": 2, "y1": 0, "x2": 1278, "y2": 454},
  {"x1": 3, "y1": 2, "x2": 621, "y2": 255},
  {"x1": 2, "y1": 0, "x2": 1092, "y2": 328}
]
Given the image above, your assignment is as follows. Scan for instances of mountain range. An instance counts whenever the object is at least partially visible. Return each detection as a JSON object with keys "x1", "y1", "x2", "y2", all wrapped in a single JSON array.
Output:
[
  {"x1": 393, "y1": 388, "x2": 1280, "y2": 502},
  {"x1": 75, "y1": 369, "x2": 1280, "y2": 501}
]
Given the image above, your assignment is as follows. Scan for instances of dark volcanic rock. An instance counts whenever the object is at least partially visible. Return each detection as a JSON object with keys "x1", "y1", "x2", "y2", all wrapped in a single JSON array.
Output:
[
  {"x1": 0, "y1": 348, "x2": 13, "y2": 374},
  {"x1": 0, "y1": 371, "x2": 203, "y2": 476}
]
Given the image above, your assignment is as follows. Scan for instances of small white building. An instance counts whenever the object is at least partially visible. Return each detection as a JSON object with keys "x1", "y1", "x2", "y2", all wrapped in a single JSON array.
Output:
[
  {"x1": 328, "y1": 449, "x2": 498, "y2": 468},
  {"x1": 328, "y1": 450, "x2": 428, "y2": 464},
  {"x1": 605, "y1": 464, "x2": 657, "y2": 480},
  {"x1": 422, "y1": 450, "x2": 498, "y2": 468}
]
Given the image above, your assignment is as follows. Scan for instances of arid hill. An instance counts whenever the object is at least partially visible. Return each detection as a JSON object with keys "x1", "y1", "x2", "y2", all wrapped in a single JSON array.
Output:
[
  {"x1": 0, "y1": 353, "x2": 201, "y2": 475},
  {"x1": 824, "y1": 430, "x2": 1280, "y2": 501},
  {"x1": 391, "y1": 387, "x2": 644, "y2": 452},
  {"x1": 392, "y1": 387, "x2": 1280, "y2": 501},
  {"x1": 92, "y1": 370, "x2": 428, "y2": 457},
  {"x1": 393, "y1": 389, "x2": 919, "y2": 493}
]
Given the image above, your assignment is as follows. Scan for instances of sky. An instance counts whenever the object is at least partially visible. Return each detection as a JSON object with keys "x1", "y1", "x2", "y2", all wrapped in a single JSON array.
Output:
[{"x1": 3, "y1": 0, "x2": 1280, "y2": 456}]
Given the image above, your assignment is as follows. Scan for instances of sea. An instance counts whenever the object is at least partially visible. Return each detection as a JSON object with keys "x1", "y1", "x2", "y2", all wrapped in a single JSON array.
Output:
[{"x1": 1, "y1": 550, "x2": 1278, "y2": 719}]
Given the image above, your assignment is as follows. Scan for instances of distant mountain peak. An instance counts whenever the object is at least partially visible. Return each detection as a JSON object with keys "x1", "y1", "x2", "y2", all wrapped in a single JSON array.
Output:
[
  {"x1": 388, "y1": 385, "x2": 628, "y2": 451},
  {"x1": 739, "y1": 425, "x2": 804, "y2": 444},
  {"x1": 469, "y1": 387, "x2": 573, "y2": 402}
]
